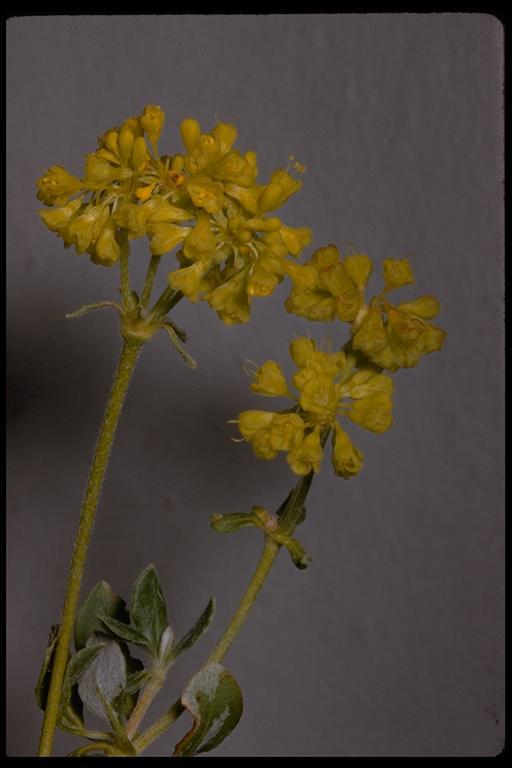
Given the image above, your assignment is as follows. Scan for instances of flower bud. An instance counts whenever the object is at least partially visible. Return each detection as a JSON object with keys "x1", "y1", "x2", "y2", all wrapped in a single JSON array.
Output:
[
  {"x1": 84, "y1": 154, "x2": 119, "y2": 186},
  {"x1": 131, "y1": 136, "x2": 149, "y2": 171},
  {"x1": 287, "y1": 428, "x2": 323, "y2": 476},
  {"x1": 149, "y1": 223, "x2": 190, "y2": 256},
  {"x1": 237, "y1": 410, "x2": 275, "y2": 440},
  {"x1": 289, "y1": 338, "x2": 315, "y2": 368},
  {"x1": 348, "y1": 391, "x2": 393, "y2": 433},
  {"x1": 383, "y1": 258, "x2": 415, "y2": 292},
  {"x1": 246, "y1": 265, "x2": 279, "y2": 298},
  {"x1": 39, "y1": 198, "x2": 82, "y2": 233},
  {"x1": 258, "y1": 183, "x2": 282, "y2": 213},
  {"x1": 171, "y1": 153, "x2": 185, "y2": 172},
  {"x1": 140, "y1": 104, "x2": 165, "y2": 144},
  {"x1": 397, "y1": 295, "x2": 440, "y2": 320},
  {"x1": 331, "y1": 423, "x2": 363, "y2": 479},
  {"x1": 119, "y1": 125, "x2": 135, "y2": 164},
  {"x1": 212, "y1": 122, "x2": 237, "y2": 155},
  {"x1": 280, "y1": 225, "x2": 312, "y2": 256},
  {"x1": 93, "y1": 218, "x2": 121, "y2": 266},
  {"x1": 344, "y1": 253, "x2": 373, "y2": 289},
  {"x1": 168, "y1": 261, "x2": 206, "y2": 298},
  {"x1": 67, "y1": 205, "x2": 109, "y2": 254},
  {"x1": 113, "y1": 203, "x2": 149, "y2": 239},
  {"x1": 180, "y1": 118, "x2": 201, "y2": 153},
  {"x1": 186, "y1": 178, "x2": 224, "y2": 214}
]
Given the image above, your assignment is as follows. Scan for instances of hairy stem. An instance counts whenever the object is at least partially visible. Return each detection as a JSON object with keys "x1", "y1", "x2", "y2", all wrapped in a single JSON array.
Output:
[
  {"x1": 37, "y1": 338, "x2": 143, "y2": 757},
  {"x1": 125, "y1": 671, "x2": 166, "y2": 741},
  {"x1": 119, "y1": 236, "x2": 131, "y2": 309},
  {"x1": 133, "y1": 471, "x2": 316, "y2": 754}
]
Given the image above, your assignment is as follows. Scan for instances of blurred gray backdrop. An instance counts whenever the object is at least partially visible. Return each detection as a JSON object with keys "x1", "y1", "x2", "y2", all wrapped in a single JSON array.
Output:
[{"x1": 6, "y1": 14, "x2": 504, "y2": 757}]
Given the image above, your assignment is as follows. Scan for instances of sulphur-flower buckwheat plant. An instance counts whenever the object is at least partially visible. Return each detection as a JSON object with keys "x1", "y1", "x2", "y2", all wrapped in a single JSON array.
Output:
[{"x1": 34, "y1": 105, "x2": 445, "y2": 758}]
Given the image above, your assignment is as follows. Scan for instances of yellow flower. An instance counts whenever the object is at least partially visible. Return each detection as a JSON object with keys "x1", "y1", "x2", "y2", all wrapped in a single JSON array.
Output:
[
  {"x1": 331, "y1": 423, "x2": 364, "y2": 478},
  {"x1": 250, "y1": 361, "x2": 289, "y2": 397},
  {"x1": 287, "y1": 427, "x2": 323, "y2": 475},
  {"x1": 36, "y1": 166, "x2": 82, "y2": 206},
  {"x1": 90, "y1": 218, "x2": 121, "y2": 266},
  {"x1": 140, "y1": 104, "x2": 165, "y2": 145},
  {"x1": 37, "y1": 105, "x2": 311, "y2": 314},
  {"x1": 285, "y1": 245, "x2": 367, "y2": 322},
  {"x1": 149, "y1": 223, "x2": 191, "y2": 256},
  {"x1": 235, "y1": 337, "x2": 393, "y2": 478},
  {"x1": 382, "y1": 258, "x2": 414, "y2": 292},
  {"x1": 238, "y1": 410, "x2": 276, "y2": 440},
  {"x1": 352, "y1": 298, "x2": 446, "y2": 371},
  {"x1": 269, "y1": 413, "x2": 305, "y2": 451}
]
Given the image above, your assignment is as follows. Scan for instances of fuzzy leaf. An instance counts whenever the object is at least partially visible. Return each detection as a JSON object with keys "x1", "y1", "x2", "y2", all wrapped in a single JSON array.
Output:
[
  {"x1": 35, "y1": 624, "x2": 59, "y2": 711},
  {"x1": 210, "y1": 513, "x2": 258, "y2": 534},
  {"x1": 169, "y1": 597, "x2": 216, "y2": 662},
  {"x1": 130, "y1": 564, "x2": 169, "y2": 657},
  {"x1": 59, "y1": 642, "x2": 106, "y2": 719},
  {"x1": 173, "y1": 663, "x2": 243, "y2": 757},
  {"x1": 74, "y1": 580, "x2": 128, "y2": 651},
  {"x1": 124, "y1": 669, "x2": 152, "y2": 695},
  {"x1": 113, "y1": 652, "x2": 144, "y2": 719},
  {"x1": 77, "y1": 639, "x2": 127, "y2": 722},
  {"x1": 99, "y1": 615, "x2": 150, "y2": 647},
  {"x1": 273, "y1": 533, "x2": 312, "y2": 570},
  {"x1": 163, "y1": 322, "x2": 197, "y2": 368}
]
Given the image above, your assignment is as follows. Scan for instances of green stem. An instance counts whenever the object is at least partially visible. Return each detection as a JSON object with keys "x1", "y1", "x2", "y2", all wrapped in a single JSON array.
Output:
[
  {"x1": 133, "y1": 472, "x2": 316, "y2": 754},
  {"x1": 141, "y1": 255, "x2": 162, "y2": 309},
  {"x1": 125, "y1": 670, "x2": 166, "y2": 740},
  {"x1": 37, "y1": 338, "x2": 143, "y2": 757},
  {"x1": 208, "y1": 537, "x2": 281, "y2": 664},
  {"x1": 119, "y1": 236, "x2": 131, "y2": 309}
]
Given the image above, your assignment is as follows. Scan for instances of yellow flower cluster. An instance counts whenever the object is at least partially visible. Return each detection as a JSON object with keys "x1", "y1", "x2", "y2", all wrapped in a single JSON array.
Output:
[
  {"x1": 236, "y1": 338, "x2": 394, "y2": 478},
  {"x1": 36, "y1": 105, "x2": 311, "y2": 323},
  {"x1": 285, "y1": 247, "x2": 446, "y2": 371}
]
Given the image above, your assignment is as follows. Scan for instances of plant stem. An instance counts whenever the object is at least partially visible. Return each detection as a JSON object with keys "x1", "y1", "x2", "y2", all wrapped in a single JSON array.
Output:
[
  {"x1": 133, "y1": 471, "x2": 316, "y2": 754},
  {"x1": 119, "y1": 236, "x2": 131, "y2": 308},
  {"x1": 125, "y1": 671, "x2": 166, "y2": 740},
  {"x1": 208, "y1": 537, "x2": 281, "y2": 664},
  {"x1": 208, "y1": 471, "x2": 314, "y2": 664},
  {"x1": 141, "y1": 255, "x2": 162, "y2": 309},
  {"x1": 37, "y1": 338, "x2": 143, "y2": 757}
]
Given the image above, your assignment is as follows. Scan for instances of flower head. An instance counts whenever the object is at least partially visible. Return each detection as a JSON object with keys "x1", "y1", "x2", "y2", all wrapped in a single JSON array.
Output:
[
  {"x1": 234, "y1": 338, "x2": 395, "y2": 478},
  {"x1": 285, "y1": 248, "x2": 446, "y2": 371},
  {"x1": 37, "y1": 107, "x2": 311, "y2": 325}
]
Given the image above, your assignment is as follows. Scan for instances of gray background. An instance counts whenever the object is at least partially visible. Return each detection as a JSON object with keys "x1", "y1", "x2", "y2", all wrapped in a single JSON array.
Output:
[{"x1": 6, "y1": 14, "x2": 504, "y2": 757}]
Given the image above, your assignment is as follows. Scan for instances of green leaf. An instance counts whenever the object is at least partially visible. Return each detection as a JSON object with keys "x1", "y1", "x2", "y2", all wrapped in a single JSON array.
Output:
[
  {"x1": 130, "y1": 564, "x2": 169, "y2": 657},
  {"x1": 66, "y1": 301, "x2": 122, "y2": 319},
  {"x1": 113, "y1": 653, "x2": 144, "y2": 720},
  {"x1": 94, "y1": 686, "x2": 136, "y2": 755},
  {"x1": 99, "y1": 615, "x2": 150, "y2": 647},
  {"x1": 74, "y1": 580, "x2": 128, "y2": 651},
  {"x1": 77, "y1": 639, "x2": 127, "y2": 722},
  {"x1": 173, "y1": 663, "x2": 243, "y2": 757},
  {"x1": 34, "y1": 624, "x2": 59, "y2": 711},
  {"x1": 273, "y1": 533, "x2": 312, "y2": 569},
  {"x1": 210, "y1": 513, "x2": 258, "y2": 534},
  {"x1": 169, "y1": 597, "x2": 216, "y2": 662},
  {"x1": 59, "y1": 641, "x2": 106, "y2": 720},
  {"x1": 124, "y1": 669, "x2": 152, "y2": 695},
  {"x1": 163, "y1": 322, "x2": 197, "y2": 368}
]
